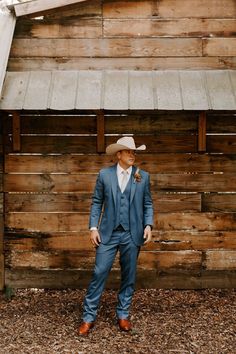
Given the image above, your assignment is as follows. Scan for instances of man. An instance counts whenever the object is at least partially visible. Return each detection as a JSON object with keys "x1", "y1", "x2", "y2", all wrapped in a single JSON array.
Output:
[{"x1": 78, "y1": 136, "x2": 153, "y2": 335}]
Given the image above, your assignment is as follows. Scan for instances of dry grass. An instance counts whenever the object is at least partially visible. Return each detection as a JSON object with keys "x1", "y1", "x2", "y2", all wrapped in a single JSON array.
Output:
[{"x1": 0, "y1": 288, "x2": 235, "y2": 353}]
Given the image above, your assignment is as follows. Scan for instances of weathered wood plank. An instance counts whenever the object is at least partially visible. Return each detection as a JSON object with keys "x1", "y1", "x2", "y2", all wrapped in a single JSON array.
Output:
[
  {"x1": 138, "y1": 250, "x2": 202, "y2": 272},
  {"x1": 5, "y1": 212, "x2": 236, "y2": 232},
  {"x1": 202, "y1": 193, "x2": 236, "y2": 212},
  {"x1": 5, "y1": 153, "x2": 236, "y2": 174},
  {"x1": 5, "y1": 192, "x2": 201, "y2": 213},
  {"x1": 5, "y1": 231, "x2": 92, "y2": 252},
  {"x1": 5, "y1": 250, "x2": 96, "y2": 269},
  {"x1": 203, "y1": 38, "x2": 236, "y2": 57},
  {"x1": 14, "y1": 114, "x2": 97, "y2": 134},
  {"x1": 8, "y1": 113, "x2": 197, "y2": 135},
  {"x1": 4, "y1": 135, "x2": 197, "y2": 154},
  {"x1": 149, "y1": 230, "x2": 236, "y2": 251},
  {"x1": 5, "y1": 268, "x2": 236, "y2": 289},
  {"x1": 207, "y1": 136, "x2": 236, "y2": 154},
  {"x1": 103, "y1": 0, "x2": 158, "y2": 19},
  {"x1": 154, "y1": 173, "x2": 236, "y2": 192},
  {"x1": 8, "y1": 57, "x2": 236, "y2": 71},
  {"x1": 205, "y1": 250, "x2": 236, "y2": 270},
  {"x1": 156, "y1": 193, "x2": 201, "y2": 213},
  {"x1": 5, "y1": 213, "x2": 90, "y2": 232},
  {"x1": 10, "y1": 38, "x2": 202, "y2": 57},
  {"x1": 103, "y1": 0, "x2": 236, "y2": 19},
  {"x1": 107, "y1": 112, "x2": 198, "y2": 133},
  {"x1": 157, "y1": 213, "x2": 236, "y2": 231},
  {"x1": 4, "y1": 248, "x2": 202, "y2": 273},
  {"x1": 4, "y1": 154, "x2": 114, "y2": 173},
  {"x1": 5, "y1": 230, "x2": 236, "y2": 252},
  {"x1": 207, "y1": 114, "x2": 236, "y2": 133},
  {"x1": 104, "y1": 19, "x2": 236, "y2": 38},
  {"x1": 126, "y1": 135, "x2": 197, "y2": 153},
  {"x1": 14, "y1": 18, "x2": 102, "y2": 38},
  {"x1": 5, "y1": 136, "x2": 97, "y2": 153},
  {"x1": 5, "y1": 193, "x2": 92, "y2": 212},
  {"x1": 4, "y1": 174, "x2": 97, "y2": 193},
  {"x1": 5, "y1": 173, "x2": 236, "y2": 193}
]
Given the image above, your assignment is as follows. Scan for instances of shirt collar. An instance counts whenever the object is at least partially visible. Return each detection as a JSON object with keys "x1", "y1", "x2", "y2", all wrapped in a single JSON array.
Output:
[{"x1": 117, "y1": 163, "x2": 132, "y2": 175}]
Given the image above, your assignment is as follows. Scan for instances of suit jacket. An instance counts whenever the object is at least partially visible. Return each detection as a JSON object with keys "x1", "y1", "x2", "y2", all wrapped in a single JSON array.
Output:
[{"x1": 89, "y1": 164, "x2": 153, "y2": 246}]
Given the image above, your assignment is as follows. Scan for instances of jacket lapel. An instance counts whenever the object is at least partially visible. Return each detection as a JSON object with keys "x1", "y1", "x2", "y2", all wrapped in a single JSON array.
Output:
[
  {"x1": 110, "y1": 164, "x2": 118, "y2": 207},
  {"x1": 130, "y1": 166, "x2": 137, "y2": 205}
]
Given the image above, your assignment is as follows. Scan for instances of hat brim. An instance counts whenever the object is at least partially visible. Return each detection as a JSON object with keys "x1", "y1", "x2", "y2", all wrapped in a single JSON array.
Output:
[{"x1": 106, "y1": 143, "x2": 146, "y2": 155}]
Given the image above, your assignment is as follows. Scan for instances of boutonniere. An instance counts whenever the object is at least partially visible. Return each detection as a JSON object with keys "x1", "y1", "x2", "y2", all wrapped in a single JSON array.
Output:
[{"x1": 134, "y1": 167, "x2": 142, "y2": 183}]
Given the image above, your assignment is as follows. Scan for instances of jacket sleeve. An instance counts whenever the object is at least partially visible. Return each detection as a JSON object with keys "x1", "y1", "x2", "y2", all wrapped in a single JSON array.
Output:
[
  {"x1": 89, "y1": 171, "x2": 104, "y2": 229},
  {"x1": 143, "y1": 173, "x2": 154, "y2": 227}
]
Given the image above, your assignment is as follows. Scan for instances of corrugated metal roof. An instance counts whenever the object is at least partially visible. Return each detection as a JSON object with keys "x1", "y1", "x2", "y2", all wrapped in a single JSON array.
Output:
[{"x1": 0, "y1": 70, "x2": 236, "y2": 110}]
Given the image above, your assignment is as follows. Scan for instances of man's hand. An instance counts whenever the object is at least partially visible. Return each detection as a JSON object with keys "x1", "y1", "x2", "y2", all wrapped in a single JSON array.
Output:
[
  {"x1": 90, "y1": 230, "x2": 101, "y2": 247},
  {"x1": 143, "y1": 225, "x2": 152, "y2": 244}
]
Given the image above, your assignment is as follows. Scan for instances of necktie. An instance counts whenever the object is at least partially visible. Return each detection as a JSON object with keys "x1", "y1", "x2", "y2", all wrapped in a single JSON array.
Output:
[{"x1": 121, "y1": 170, "x2": 128, "y2": 193}]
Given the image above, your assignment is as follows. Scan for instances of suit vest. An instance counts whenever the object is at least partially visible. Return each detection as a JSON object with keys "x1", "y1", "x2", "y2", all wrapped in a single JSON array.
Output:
[{"x1": 114, "y1": 175, "x2": 132, "y2": 230}]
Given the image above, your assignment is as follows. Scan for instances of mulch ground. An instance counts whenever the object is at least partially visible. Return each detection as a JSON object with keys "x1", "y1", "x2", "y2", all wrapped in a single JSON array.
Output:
[{"x1": 0, "y1": 288, "x2": 235, "y2": 354}]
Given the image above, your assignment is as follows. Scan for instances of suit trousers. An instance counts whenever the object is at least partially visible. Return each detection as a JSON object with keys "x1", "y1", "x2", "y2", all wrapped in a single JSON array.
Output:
[{"x1": 82, "y1": 229, "x2": 140, "y2": 322}]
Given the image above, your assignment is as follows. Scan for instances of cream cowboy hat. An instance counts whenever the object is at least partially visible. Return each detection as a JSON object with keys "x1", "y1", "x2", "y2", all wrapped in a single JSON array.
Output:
[{"x1": 106, "y1": 136, "x2": 146, "y2": 155}]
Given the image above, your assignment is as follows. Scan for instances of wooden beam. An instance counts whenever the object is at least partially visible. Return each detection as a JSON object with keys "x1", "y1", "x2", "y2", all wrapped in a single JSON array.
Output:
[
  {"x1": 96, "y1": 110, "x2": 105, "y2": 153},
  {"x1": 12, "y1": 111, "x2": 21, "y2": 152},
  {"x1": 0, "y1": 11, "x2": 16, "y2": 97},
  {"x1": 12, "y1": 0, "x2": 90, "y2": 17},
  {"x1": 198, "y1": 111, "x2": 206, "y2": 152}
]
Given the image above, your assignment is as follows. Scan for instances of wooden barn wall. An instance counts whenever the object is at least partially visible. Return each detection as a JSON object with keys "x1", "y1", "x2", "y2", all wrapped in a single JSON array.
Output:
[
  {"x1": 0, "y1": 114, "x2": 3, "y2": 290},
  {"x1": 3, "y1": 111, "x2": 236, "y2": 289},
  {"x1": 7, "y1": 0, "x2": 236, "y2": 71}
]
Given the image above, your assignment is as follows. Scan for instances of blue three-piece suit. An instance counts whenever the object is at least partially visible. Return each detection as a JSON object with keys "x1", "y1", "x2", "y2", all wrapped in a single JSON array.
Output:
[{"x1": 82, "y1": 164, "x2": 153, "y2": 322}]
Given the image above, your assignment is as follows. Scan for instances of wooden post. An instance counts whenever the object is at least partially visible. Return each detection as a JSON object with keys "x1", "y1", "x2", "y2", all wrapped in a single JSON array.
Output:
[
  {"x1": 198, "y1": 111, "x2": 206, "y2": 152},
  {"x1": 96, "y1": 110, "x2": 105, "y2": 153},
  {"x1": 12, "y1": 111, "x2": 21, "y2": 152}
]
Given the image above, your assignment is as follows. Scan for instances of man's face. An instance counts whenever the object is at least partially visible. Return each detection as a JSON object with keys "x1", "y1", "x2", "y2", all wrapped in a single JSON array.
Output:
[{"x1": 117, "y1": 149, "x2": 136, "y2": 169}]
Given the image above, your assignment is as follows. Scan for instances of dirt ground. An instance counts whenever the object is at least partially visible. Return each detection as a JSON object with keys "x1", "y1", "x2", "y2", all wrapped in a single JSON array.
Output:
[{"x1": 0, "y1": 288, "x2": 235, "y2": 354}]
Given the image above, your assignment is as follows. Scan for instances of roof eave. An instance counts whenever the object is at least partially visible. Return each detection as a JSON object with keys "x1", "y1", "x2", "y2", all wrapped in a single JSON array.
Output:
[{"x1": 9, "y1": 0, "x2": 90, "y2": 18}]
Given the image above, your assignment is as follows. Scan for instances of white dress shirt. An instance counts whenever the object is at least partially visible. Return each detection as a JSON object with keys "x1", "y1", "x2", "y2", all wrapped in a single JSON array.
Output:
[{"x1": 117, "y1": 163, "x2": 132, "y2": 191}]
